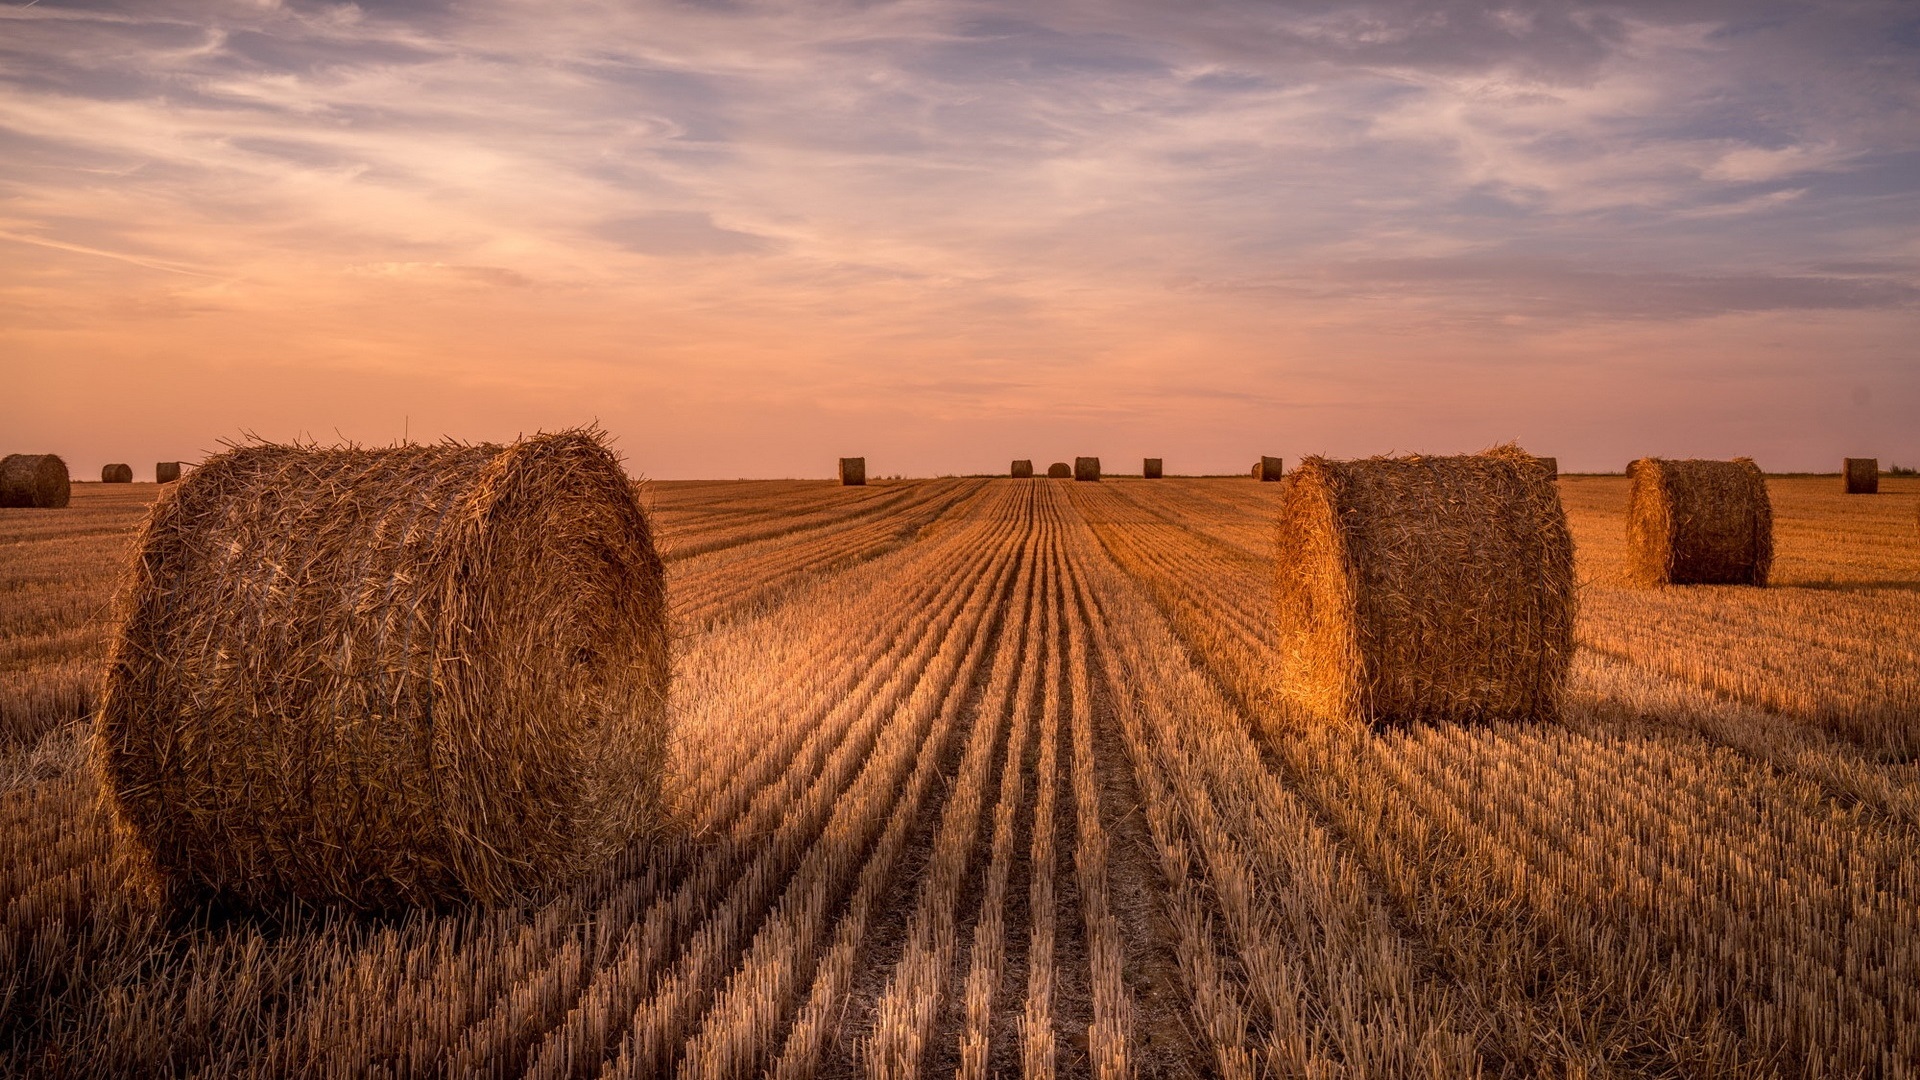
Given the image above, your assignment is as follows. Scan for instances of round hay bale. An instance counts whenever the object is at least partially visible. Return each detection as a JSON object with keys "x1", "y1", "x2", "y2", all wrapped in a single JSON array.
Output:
[
  {"x1": 1011, "y1": 460, "x2": 1034, "y2": 478},
  {"x1": 1255, "y1": 456, "x2": 1284, "y2": 482},
  {"x1": 1844, "y1": 457, "x2": 1878, "y2": 494},
  {"x1": 1074, "y1": 456, "x2": 1101, "y2": 482},
  {"x1": 1536, "y1": 456, "x2": 1558, "y2": 479},
  {"x1": 1274, "y1": 446, "x2": 1575, "y2": 729},
  {"x1": 95, "y1": 430, "x2": 670, "y2": 909},
  {"x1": 839, "y1": 457, "x2": 866, "y2": 486},
  {"x1": 0, "y1": 454, "x2": 71, "y2": 508},
  {"x1": 1625, "y1": 457, "x2": 1772, "y2": 586},
  {"x1": 102, "y1": 463, "x2": 133, "y2": 483},
  {"x1": 156, "y1": 461, "x2": 184, "y2": 484},
  {"x1": 1047, "y1": 462, "x2": 1072, "y2": 479},
  {"x1": 1143, "y1": 458, "x2": 1163, "y2": 479}
]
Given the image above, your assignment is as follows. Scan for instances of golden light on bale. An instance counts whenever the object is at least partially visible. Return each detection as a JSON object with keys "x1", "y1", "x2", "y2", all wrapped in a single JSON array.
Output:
[
  {"x1": 1844, "y1": 457, "x2": 1879, "y2": 494},
  {"x1": 1143, "y1": 458, "x2": 1163, "y2": 479},
  {"x1": 1047, "y1": 462, "x2": 1072, "y2": 479},
  {"x1": 1255, "y1": 456, "x2": 1284, "y2": 482},
  {"x1": 1625, "y1": 457, "x2": 1772, "y2": 587},
  {"x1": 1011, "y1": 460, "x2": 1034, "y2": 478},
  {"x1": 156, "y1": 462, "x2": 184, "y2": 483},
  {"x1": 1074, "y1": 456, "x2": 1101, "y2": 481},
  {"x1": 94, "y1": 430, "x2": 670, "y2": 910},
  {"x1": 1273, "y1": 446, "x2": 1575, "y2": 729},
  {"x1": 839, "y1": 457, "x2": 866, "y2": 486},
  {"x1": 0, "y1": 454, "x2": 71, "y2": 508},
  {"x1": 102, "y1": 463, "x2": 133, "y2": 483}
]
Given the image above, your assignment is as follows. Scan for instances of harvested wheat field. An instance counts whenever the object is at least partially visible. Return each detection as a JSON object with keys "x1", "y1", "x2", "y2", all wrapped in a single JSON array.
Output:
[{"x1": 3, "y1": 474, "x2": 1918, "y2": 1078}]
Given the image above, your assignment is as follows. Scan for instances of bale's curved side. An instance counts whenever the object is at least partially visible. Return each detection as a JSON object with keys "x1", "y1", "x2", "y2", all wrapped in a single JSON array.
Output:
[
  {"x1": 1255, "y1": 456, "x2": 1284, "y2": 482},
  {"x1": 95, "y1": 430, "x2": 669, "y2": 909},
  {"x1": 1074, "y1": 457, "x2": 1100, "y2": 482},
  {"x1": 1626, "y1": 457, "x2": 1772, "y2": 586},
  {"x1": 156, "y1": 462, "x2": 183, "y2": 484},
  {"x1": 0, "y1": 454, "x2": 71, "y2": 508},
  {"x1": 102, "y1": 463, "x2": 133, "y2": 483},
  {"x1": 1274, "y1": 447, "x2": 1575, "y2": 728},
  {"x1": 1844, "y1": 458, "x2": 1878, "y2": 494},
  {"x1": 839, "y1": 457, "x2": 866, "y2": 486},
  {"x1": 1047, "y1": 462, "x2": 1071, "y2": 479},
  {"x1": 1143, "y1": 458, "x2": 1162, "y2": 479},
  {"x1": 1011, "y1": 460, "x2": 1034, "y2": 478}
]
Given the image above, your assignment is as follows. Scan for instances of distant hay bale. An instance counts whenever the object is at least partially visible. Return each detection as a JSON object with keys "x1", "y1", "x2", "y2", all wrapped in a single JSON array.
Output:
[
  {"x1": 1274, "y1": 446, "x2": 1575, "y2": 729},
  {"x1": 0, "y1": 454, "x2": 70, "y2": 508},
  {"x1": 1143, "y1": 458, "x2": 1163, "y2": 479},
  {"x1": 1255, "y1": 456, "x2": 1283, "y2": 482},
  {"x1": 839, "y1": 457, "x2": 866, "y2": 486},
  {"x1": 1625, "y1": 457, "x2": 1772, "y2": 586},
  {"x1": 102, "y1": 463, "x2": 133, "y2": 484},
  {"x1": 1047, "y1": 462, "x2": 1071, "y2": 479},
  {"x1": 156, "y1": 462, "x2": 184, "y2": 484},
  {"x1": 95, "y1": 430, "x2": 670, "y2": 909},
  {"x1": 1011, "y1": 460, "x2": 1034, "y2": 478},
  {"x1": 1536, "y1": 456, "x2": 1558, "y2": 479},
  {"x1": 1844, "y1": 457, "x2": 1878, "y2": 494},
  {"x1": 1074, "y1": 456, "x2": 1100, "y2": 482}
]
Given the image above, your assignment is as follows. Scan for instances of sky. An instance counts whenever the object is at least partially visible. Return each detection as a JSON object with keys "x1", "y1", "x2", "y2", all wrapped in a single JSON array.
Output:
[{"x1": 2, "y1": 0, "x2": 1916, "y2": 479}]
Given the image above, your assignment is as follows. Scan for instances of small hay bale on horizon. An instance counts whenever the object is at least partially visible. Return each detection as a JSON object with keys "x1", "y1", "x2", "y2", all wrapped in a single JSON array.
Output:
[
  {"x1": 102, "y1": 463, "x2": 133, "y2": 484},
  {"x1": 1143, "y1": 458, "x2": 1163, "y2": 479},
  {"x1": 95, "y1": 430, "x2": 670, "y2": 910},
  {"x1": 156, "y1": 462, "x2": 184, "y2": 484},
  {"x1": 839, "y1": 457, "x2": 866, "y2": 486},
  {"x1": 1011, "y1": 460, "x2": 1034, "y2": 478},
  {"x1": 1255, "y1": 456, "x2": 1283, "y2": 482},
  {"x1": 1536, "y1": 456, "x2": 1558, "y2": 479},
  {"x1": 1625, "y1": 457, "x2": 1772, "y2": 586},
  {"x1": 1074, "y1": 456, "x2": 1100, "y2": 482},
  {"x1": 1273, "y1": 445, "x2": 1575, "y2": 730},
  {"x1": 1047, "y1": 462, "x2": 1072, "y2": 478},
  {"x1": 0, "y1": 454, "x2": 71, "y2": 508},
  {"x1": 1844, "y1": 457, "x2": 1879, "y2": 494}
]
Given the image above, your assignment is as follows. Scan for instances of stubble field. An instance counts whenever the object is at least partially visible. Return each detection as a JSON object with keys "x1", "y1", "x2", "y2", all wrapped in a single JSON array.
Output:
[{"x1": 2, "y1": 474, "x2": 1917, "y2": 1078}]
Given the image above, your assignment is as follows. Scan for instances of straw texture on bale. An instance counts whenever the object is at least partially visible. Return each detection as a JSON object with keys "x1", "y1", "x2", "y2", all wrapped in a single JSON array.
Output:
[
  {"x1": 1625, "y1": 457, "x2": 1772, "y2": 587},
  {"x1": 1273, "y1": 446, "x2": 1575, "y2": 729},
  {"x1": 1143, "y1": 458, "x2": 1163, "y2": 479},
  {"x1": 839, "y1": 457, "x2": 866, "y2": 486},
  {"x1": 1255, "y1": 456, "x2": 1284, "y2": 482},
  {"x1": 1047, "y1": 462, "x2": 1072, "y2": 479},
  {"x1": 156, "y1": 462, "x2": 183, "y2": 484},
  {"x1": 95, "y1": 430, "x2": 670, "y2": 910},
  {"x1": 1074, "y1": 456, "x2": 1101, "y2": 482},
  {"x1": 0, "y1": 454, "x2": 70, "y2": 508},
  {"x1": 1844, "y1": 457, "x2": 1879, "y2": 494},
  {"x1": 1011, "y1": 460, "x2": 1034, "y2": 478},
  {"x1": 102, "y1": 463, "x2": 133, "y2": 484}
]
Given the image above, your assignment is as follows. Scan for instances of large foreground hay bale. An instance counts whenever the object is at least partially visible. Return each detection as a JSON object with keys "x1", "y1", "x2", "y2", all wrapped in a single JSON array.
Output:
[
  {"x1": 95, "y1": 430, "x2": 670, "y2": 909},
  {"x1": 1011, "y1": 460, "x2": 1034, "y2": 478},
  {"x1": 1047, "y1": 462, "x2": 1071, "y2": 478},
  {"x1": 1625, "y1": 457, "x2": 1772, "y2": 586},
  {"x1": 839, "y1": 457, "x2": 866, "y2": 486},
  {"x1": 1255, "y1": 456, "x2": 1283, "y2": 482},
  {"x1": 102, "y1": 463, "x2": 133, "y2": 483},
  {"x1": 1844, "y1": 457, "x2": 1878, "y2": 494},
  {"x1": 1143, "y1": 458, "x2": 1163, "y2": 479},
  {"x1": 0, "y1": 454, "x2": 70, "y2": 508},
  {"x1": 1274, "y1": 446, "x2": 1574, "y2": 728},
  {"x1": 1074, "y1": 456, "x2": 1100, "y2": 482},
  {"x1": 156, "y1": 461, "x2": 184, "y2": 483}
]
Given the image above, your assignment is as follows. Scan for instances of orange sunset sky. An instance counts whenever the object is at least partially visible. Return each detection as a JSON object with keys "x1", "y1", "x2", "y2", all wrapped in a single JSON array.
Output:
[{"x1": 2, "y1": 0, "x2": 1916, "y2": 479}]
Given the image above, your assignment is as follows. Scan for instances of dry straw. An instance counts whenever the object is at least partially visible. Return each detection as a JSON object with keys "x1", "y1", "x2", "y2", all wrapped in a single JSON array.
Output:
[
  {"x1": 156, "y1": 461, "x2": 184, "y2": 484},
  {"x1": 94, "y1": 430, "x2": 671, "y2": 910},
  {"x1": 840, "y1": 457, "x2": 866, "y2": 486},
  {"x1": 102, "y1": 463, "x2": 133, "y2": 483},
  {"x1": 0, "y1": 454, "x2": 70, "y2": 508},
  {"x1": 1625, "y1": 457, "x2": 1772, "y2": 587},
  {"x1": 1143, "y1": 458, "x2": 1163, "y2": 479},
  {"x1": 1844, "y1": 457, "x2": 1878, "y2": 494},
  {"x1": 1273, "y1": 446, "x2": 1574, "y2": 729},
  {"x1": 1255, "y1": 456, "x2": 1284, "y2": 482},
  {"x1": 1046, "y1": 462, "x2": 1071, "y2": 479},
  {"x1": 1074, "y1": 456, "x2": 1101, "y2": 482},
  {"x1": 1011, "y1": 460, "x2": 1034, "y2": 478}
]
